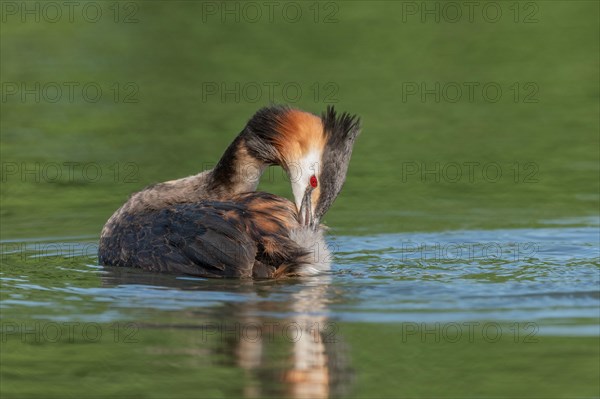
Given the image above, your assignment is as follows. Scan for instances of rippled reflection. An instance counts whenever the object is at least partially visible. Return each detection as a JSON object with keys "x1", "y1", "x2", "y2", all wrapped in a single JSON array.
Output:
[{"x1": 101, "y1": 268, "x2": 353, "y2": 398}]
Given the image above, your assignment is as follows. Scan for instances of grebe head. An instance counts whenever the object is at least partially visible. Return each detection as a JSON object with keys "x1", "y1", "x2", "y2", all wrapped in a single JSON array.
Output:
[
  {"x1": 244, "y1": 105, "x2": 361, "y2": 228},
  {"x1": 313, "y1": 106, "x2": 361, "y2": 223}
]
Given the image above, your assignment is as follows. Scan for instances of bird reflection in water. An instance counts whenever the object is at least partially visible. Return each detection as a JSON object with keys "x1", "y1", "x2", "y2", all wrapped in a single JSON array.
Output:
[{"x1": 102, "y1": 268, "x2": 354, "y2": 398}]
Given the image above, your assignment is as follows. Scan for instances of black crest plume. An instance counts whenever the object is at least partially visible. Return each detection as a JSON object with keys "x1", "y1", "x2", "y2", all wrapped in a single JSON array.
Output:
[{"x1": 315, "y1": 106, "x2": 362, "y2": 219}]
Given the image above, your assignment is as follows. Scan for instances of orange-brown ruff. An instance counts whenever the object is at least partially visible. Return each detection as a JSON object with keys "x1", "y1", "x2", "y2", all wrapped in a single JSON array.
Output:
[{"x1": 99, "y1": 106, "x2": 361, "y2": 278}]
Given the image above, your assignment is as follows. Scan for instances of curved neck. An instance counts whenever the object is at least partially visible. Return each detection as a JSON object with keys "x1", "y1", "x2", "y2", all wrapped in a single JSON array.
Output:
[{"x1": 209, "y1": 136, "x2": 267, "y2": 196}]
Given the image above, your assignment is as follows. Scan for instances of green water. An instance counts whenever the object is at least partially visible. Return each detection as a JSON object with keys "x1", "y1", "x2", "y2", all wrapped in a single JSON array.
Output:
[{"x1": 1, "y1": 1, "x2": 599, "y2": 398}]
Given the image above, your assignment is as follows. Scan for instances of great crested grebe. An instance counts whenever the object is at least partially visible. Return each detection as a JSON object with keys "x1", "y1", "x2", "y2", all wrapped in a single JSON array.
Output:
[{"x1": 98, "y1": 105, "x2": 361, "y2": 278}]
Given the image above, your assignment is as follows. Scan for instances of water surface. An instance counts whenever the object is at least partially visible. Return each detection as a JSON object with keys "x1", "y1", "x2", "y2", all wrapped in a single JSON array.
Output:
[
  {"x1": 1, "y1": 1, "x2": 599, "y2": 397},
  {"x1": 2, "y1": 222, "x2": 598, "y2": 397}
]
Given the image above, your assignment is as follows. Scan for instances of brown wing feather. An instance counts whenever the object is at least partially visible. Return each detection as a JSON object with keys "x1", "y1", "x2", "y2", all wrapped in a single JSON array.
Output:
[
  {"x1": 99, "y1": 192, "x2": 311, "y2": 279},
  {"x1": 234, "y1": 193, "x2": 311, "y2": 277},
  {"x1": 99, "y1": 202, "x2": 257, "y2": 278}
]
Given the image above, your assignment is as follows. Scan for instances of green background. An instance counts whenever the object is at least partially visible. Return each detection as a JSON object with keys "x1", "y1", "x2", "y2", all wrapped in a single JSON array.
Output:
[
  {"x1": 2, "y1": 0, "x2": 598, "y2": 238},
  {"x1": 1, "y1": 1, "x2": 599, "y2": 398}
]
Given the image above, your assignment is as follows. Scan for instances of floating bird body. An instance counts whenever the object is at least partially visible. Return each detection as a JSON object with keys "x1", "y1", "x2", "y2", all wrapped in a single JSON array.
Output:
[{"x1": 99, "y1": 106, "x2": 360, "y2": 278}]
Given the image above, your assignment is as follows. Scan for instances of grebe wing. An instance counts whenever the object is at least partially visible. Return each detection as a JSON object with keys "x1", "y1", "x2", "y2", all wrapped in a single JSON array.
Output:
[
  {"x1": 101, "y1": 193, "x2": 315, "y2": 278},
  {"x1": 135, "y1": 202, "x2": 258, "y2": 278}
]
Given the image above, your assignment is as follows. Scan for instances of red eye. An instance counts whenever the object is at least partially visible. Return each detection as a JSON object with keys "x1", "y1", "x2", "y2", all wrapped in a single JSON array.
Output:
[{"x1": 310, "y1": 175, "x2": 318, "y2": 188}]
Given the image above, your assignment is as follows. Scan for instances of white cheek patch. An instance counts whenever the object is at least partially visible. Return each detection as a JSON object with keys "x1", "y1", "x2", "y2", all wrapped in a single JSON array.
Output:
[{"x1": 289, "y1": 149, "x2": 321, "y2": 211}]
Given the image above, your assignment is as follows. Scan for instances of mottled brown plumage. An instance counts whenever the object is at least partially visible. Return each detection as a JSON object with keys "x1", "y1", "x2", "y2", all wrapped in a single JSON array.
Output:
[
  {"x1": 99, "y1": 192, "x2": 320, "y2": 278},
  {"x1": 99, "y1": 105, "x2": 361, "y2": 278}
]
